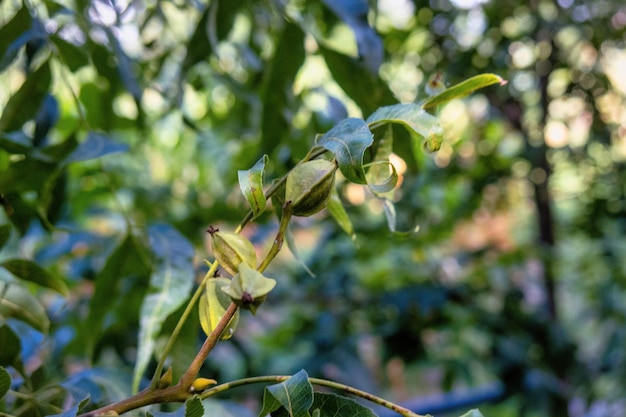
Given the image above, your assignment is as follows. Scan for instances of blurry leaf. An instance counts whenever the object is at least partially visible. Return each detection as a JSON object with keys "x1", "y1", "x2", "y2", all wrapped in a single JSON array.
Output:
[
  {"x1": 285, "y1": 226, "x2": 315, "y2": 278},
  {"x1": 0, "y1": 60, "x2": 51, "y2": 133},
  {"x1": 322, "y1": 0, "x2": 383, "y2": 73},
  {"x1": 421, "y1": 74, "x2": 506, "y2": 109},
  {"x1": 382, "y1": 199, "x2": 419, "y2": 237},
  {"x1": 0, "y1": 366, "x2": 10, "y2": 400},
  {"x1": 186, "y1": 396, "x2": 204, "y2": 417},
  {"x1": 319, "y1": 45, "x2": 395, "y2": 115},
  {"x1": 147, "y1": 396, "x2": 214, "y2": 417},
  {"x1": 44, "y1": 1, "x2": 73, "y2": 16},
  {"x1": 259, "y1": 370, "x2": 313, "y2": 417},
  {"x1": 45, "y1": 394, "x2": 90, "y2": 417},
  {"x1": 316, "y1": 118, "x2": 373, "y2": 184},
  {"x1": 0, "y1": 193, "x2": 38, "y2": 235},
  {"x1": 1, "y1": 259, "x2": 69, "y2": 296},
  {"x1": 182, "y1": 0, "x2": 243, "y2": 72},
  {"x1": 133, "y1": 224, "x2": 194, "y2": 393},
  {"x1": 0, "y1": 158, "x2": 56, "y2": 193},
  {"x1": 238, "y1": 155, "x2": 268, "y2": 219},
  {"x1": 107, "y1": 30, "x2": 143, "y2": 101},
  {"x1": 24, "y1": 19, "x2": 47, "y2": 70},
  {"x1": 182, "y1": 7, "x2": 211, "y2": 72},
  {"x1": 0, "y1": 131, "x2": 32, "y2": 153},
  {"x1": 0, "y1": 7, "x2": 33, "y2": 72},
  {"x1": 327, "y1": 188, "x2": 355, "y2": 239},
  {"x1": 50, "y1": 35, "x2": 89, "y2": 72},
  {"x1": 0, "y1": 281, "x2": 50, "y2": 333},
  {"x1": 199, "y1": 277, "x2": 239, "y2": 339},
  {"x1": 33, "y1": 94, "x2": 60, "y2": 147},
  {"x1": 64, "y1": 132, "x2": 129, "y2": 163},
  {"x1": 456, "y1": 410, "x2": 484, "y2": 417},
  {"x1": 0, "y1": 325, "x2": 21, "y2": 366},
  {"x1": 46, "y1": 404, "x2": 79, "y2": 417},
  {"x1": 202, "y1": 399, "x2": 257, "y2": 417},
  {"x1": 83, "y1": 233, "x2": 150, "y2": 357},
  {"x1": 0, "y1": 224, "x2": 11, "y2": 251},
  {"x1": 366, "y1": 104, "x2": 443, "y2": 152},
  {"x1": 312, "y1": 392, "x2": 378, "y2": 417},
  {"x1": 260, "y1": 21, "x2": 305, "y2": 156}
]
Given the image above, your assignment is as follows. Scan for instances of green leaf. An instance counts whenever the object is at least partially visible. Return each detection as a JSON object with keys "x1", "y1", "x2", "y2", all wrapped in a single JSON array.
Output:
[
  {"x1": 82, "y1": 233, "x2": 150, "y2": 358},
  {"x1": 0, "y1": 131, "x2": 32, "y2": 154},
  {"x1": 1, "y1": 259, "x2": 69, "y2": 296},
  {"x1": 50, "y1": 35, "x2": 90, "y2": 72},
  {"x1": 0, "y1": 158, "x2": 56, "y2": 194},
  {"x1": 259, "y1": 370, "x2": 313, "y2": 417},
  {"x1": 260, "y1": 21, "x2": 305, "y2": 156},
  {"x1": 319, "y1": 45, "x2": 395, "y2": 116},
  {"x1": 0, "y1": 366, "x2": 10, "y2": 401},
  {"x1": 64, "y1": 132, "x2": 129, "y2": 163},
  {"x1": 185, "y1": 396, "x2": 204, "y2": 417},
  {"x1": 326, "y1": 188, "x2": 355, "y2": 239},
  {"x1": 0, "y1": 224, "x2": 11, "y2": 251},
  {"x1": 316, "y1": 118, "x2": 373, "y2": 184},
  {"x1": 182, "y1": 0, "x2": 242, "y2": 72},
  {"x1": 133, "y1": 224, "x2": 194, "y2": 393},
  {"x1": 238, "y1": 155, "x2": 268, "y2": 219},
  {"x1": 366, "y1": 104, "x2": 443, "y2": 152},
  {"x1": 0, "y1": 60, "x2": 52, "y2": 133},
  {"x1": 311, "y1": 392, "x2": 378, "y2": 417},
  {"x1": 199, "y1": 277, "x2": 239, "y2": 339},
  {"x1": 0, "y1": 7, "x2": 32, "y2": 72},
  {"x1": 0, "y1": 324, "x2": 21, "y2": 366},
  {"x1": 421, "y1": 73, "x2": 506, "y2": 109},
  {"x1": 0, "y1": 281, "x2": 50, "y2": 333}
]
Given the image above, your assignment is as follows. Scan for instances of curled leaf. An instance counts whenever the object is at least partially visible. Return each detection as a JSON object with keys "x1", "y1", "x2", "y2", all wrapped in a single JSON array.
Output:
[
  {"x1": 421, "y1": 73, "x2": 506, "y2": 109},
  {"x1": 365, "y1": 160, "x2": 398, "y2": 195},
  {"x1": 367, "y1": 103, "x2": 444, "y2": 153},
  {"x1": 238, "y1": 155, "x2": 268, "y2": 219}
]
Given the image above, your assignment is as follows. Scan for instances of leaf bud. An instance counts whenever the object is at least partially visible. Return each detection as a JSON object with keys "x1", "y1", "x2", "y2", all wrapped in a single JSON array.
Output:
[
  {"x1": 222, "y1": 263, "x2": 276, "y2": 315},
  {"x1": 285, "y1": 159, "x2": 337, "y2": 217},
  {"x1": 207, "y1": 226, "x2": 257, "y2": 275},
  {"x1": 157, "y1": 367, "x2": 173, "y2": 389},
  {"x1": 189, "y1": 377, "x2": 217, "y2": 393}
]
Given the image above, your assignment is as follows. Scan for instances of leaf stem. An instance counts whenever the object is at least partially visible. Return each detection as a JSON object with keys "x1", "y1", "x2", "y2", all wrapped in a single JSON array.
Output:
[
  {"x1": 257, "y1": 202, "x2": 293, "y2": 273},
  {"x1": 200, "y1": 375, "x2": 428, "y2": 417},
  {"x1": 150, "y1": 261, "x2": 219, "y2": 389},
  {"x1": 178, "y1": 302, "x2": 240, "y2": 388}
]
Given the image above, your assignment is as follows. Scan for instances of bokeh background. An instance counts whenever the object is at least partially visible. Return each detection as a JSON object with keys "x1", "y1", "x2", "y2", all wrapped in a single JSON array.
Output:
[{"x1": 1, "y1": 0, "x2": 626, "y2": 416}]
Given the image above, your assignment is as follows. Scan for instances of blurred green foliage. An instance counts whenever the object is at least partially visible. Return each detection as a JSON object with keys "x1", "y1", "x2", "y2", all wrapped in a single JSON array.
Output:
[{"x1": 1, "y1": 0, "x2": 626, "y2": 416}]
